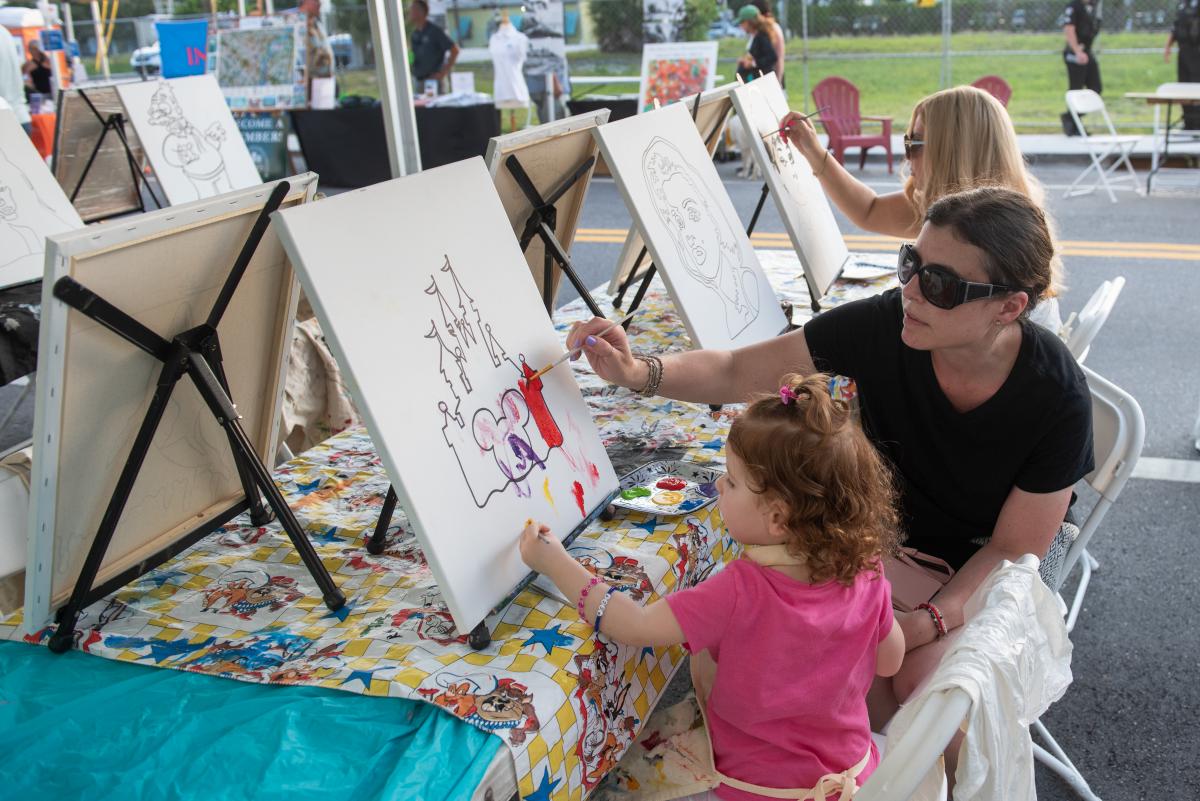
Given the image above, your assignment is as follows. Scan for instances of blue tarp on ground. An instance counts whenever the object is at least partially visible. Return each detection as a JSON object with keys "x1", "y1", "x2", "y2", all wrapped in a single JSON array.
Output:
[{"x1": 0, "y1": 641, "x2": 501, "y2": 800}]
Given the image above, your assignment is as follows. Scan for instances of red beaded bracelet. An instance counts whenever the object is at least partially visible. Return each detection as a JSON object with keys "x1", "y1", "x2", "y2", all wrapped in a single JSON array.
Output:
[
  {"x1": 916, "y1": 602, "x2": 947, "y2": 639},
  {"x1": 577, "y1": 576, "x2": 603, "y2": 619}
]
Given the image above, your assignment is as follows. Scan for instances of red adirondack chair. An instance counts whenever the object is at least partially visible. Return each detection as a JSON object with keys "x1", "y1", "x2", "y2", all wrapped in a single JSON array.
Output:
[
  {"x1": 812, "y1": 76, "x2": 893, "y2": 174},
  {"x1": 971, "y1": 75, "x2": 1013, "y2": 107}
]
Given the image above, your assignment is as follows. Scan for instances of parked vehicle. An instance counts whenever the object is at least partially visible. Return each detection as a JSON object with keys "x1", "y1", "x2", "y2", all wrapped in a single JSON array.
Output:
[{"x1": 131, "y1": 41, "x2": 160, "y2": 77}]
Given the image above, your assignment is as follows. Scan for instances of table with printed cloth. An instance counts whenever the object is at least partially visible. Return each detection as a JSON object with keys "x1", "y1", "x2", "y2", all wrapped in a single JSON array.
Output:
[{"x1": 0, "y1": 252, "x2": 894, "y2": 801}]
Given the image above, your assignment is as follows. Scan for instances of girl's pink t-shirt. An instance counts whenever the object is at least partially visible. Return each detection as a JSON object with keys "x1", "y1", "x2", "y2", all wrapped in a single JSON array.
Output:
[{"x1": 665, "y1": 558, "x2": 893, "y2": 801}]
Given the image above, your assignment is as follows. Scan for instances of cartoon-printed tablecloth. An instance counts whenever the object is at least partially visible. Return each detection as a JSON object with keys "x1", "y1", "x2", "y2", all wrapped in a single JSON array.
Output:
[{"x1": 0, "y1": 251, "x2": 894, "y2": 801}]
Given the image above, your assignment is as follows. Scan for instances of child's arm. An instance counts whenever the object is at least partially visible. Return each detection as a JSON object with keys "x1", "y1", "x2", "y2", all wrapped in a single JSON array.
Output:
[
  {"x1": 876, "y1": 612, "x2": 905, "y2": 677},
  {"x1": 519, "y1": 521, "x2": 686, "y2": 648}
]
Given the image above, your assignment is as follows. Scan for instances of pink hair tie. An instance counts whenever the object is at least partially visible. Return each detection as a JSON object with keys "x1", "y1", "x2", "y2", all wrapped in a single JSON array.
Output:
[{"x1": 779, "y1": 386, "x2": 799, "y2": 405}]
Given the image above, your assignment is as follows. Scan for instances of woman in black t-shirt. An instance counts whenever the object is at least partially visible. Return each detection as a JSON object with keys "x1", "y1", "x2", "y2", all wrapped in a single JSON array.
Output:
[
  {"x1": 22, "y1": 40, "x2": 52, "y2": 96},
  {"x1": 566, "y1": 187, "x2": 1093, "y2": 714},
  {"x1": 735, "y1": 5, "x2": 777, "y2": 84}
]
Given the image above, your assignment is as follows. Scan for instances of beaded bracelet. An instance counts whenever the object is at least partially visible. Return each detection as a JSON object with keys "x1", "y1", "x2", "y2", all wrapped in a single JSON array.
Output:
[
  {"x1": 594, "y1": 586, "x2": 620, "y2": 633},
  {"x1": 633, "y1": 354, "x2": 663, "y2": 397},
  {"x1": 577, "y1": 576, "x2": 603, "y2": 620},
  {"x1": 916, "y1": 602, "x2": 947, "y2": 639}
]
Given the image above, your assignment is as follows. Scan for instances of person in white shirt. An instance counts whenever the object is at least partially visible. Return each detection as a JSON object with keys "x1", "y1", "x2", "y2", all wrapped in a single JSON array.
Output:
[{"x1": 0, "y1": 27, "x2": 32, "y2": 135}]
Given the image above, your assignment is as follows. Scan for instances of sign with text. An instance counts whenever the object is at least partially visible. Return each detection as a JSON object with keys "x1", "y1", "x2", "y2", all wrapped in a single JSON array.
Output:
[
  {"x1": 235, "y1": 112, "x2": 289, "y2": 181},
  {"x1": 156, "y1": 19, "x2": 210, "y2": 78}
]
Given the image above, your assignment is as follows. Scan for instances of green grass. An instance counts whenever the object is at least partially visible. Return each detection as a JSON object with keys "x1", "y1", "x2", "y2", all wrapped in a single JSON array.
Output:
[{"x1": 338, "y1": 32, "x2": 1178, "y2": 134}]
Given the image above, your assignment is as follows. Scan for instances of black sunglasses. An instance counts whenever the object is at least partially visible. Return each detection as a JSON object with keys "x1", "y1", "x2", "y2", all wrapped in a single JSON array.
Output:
[
  {"x1": 903, "y1": 134, "x2": 924, "y2": 159},
  {"x1": 897, "y1": 244, "x2": 1024, "y2": 310}
]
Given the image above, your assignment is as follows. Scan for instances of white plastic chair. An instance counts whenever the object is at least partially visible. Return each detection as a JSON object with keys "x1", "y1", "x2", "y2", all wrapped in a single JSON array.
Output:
[
  {"x1": 863, "y1": 555, "x2": 1070, "y2": 801},
  {"x1": 857, "y1": 689, "x2": 967, "y2": 801},
  {"x1": 1063, "y1": 90, "x2": 1143, "y2": 203},
  {"x1": 1059, "y1": 276, "x2": 1125, "y2": 363},
  {"x1": 1031, "y1": 367, "x2": 1144, "y2": 801},
  {"x1": 1051, "y1": 365, "x2": 1145, "y2": 635}
]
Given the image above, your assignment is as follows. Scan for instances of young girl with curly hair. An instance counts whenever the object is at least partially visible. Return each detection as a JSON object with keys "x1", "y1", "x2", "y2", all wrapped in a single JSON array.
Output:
[{"x1": 519, "y1": 373, "x2": 905, "y2": 800}]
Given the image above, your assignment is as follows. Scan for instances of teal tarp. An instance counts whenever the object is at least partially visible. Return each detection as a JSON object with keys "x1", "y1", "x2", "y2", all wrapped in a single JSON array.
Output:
[{"x1": 0, "y1": 641, "x2": 502, "y2": 800}]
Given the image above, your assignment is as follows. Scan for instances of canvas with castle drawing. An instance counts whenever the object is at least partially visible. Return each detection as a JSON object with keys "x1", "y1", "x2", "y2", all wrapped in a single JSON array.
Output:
[{"x1": 273, "y1": 158, "x2": 619, "y2": 633}]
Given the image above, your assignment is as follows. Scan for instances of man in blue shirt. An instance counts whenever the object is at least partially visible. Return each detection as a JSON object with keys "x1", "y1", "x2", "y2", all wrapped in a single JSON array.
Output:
[{"x1": 408, "y1": 0, "x2": 459, "y2": 94}]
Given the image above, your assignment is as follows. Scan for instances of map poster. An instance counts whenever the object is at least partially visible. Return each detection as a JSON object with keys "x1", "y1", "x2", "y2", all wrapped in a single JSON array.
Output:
[{"x1": 216, "y1": 25, "x2": 306, "y2": 111}]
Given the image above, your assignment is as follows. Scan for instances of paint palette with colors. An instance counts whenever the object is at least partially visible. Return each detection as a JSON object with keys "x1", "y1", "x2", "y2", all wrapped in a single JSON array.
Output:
[{"x1": 610, "y1": 460, "x2": 723, "y2": 517}]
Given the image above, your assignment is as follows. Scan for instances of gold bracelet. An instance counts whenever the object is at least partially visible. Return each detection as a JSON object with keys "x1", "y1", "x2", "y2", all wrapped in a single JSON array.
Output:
[{"x1": 814, "y1": 149, "x2": 831, "y2": 178}]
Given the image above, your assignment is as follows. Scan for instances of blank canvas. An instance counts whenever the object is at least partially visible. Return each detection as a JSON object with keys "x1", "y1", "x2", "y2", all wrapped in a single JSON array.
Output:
[
  {"x1": 608, "y1": 83, "x2": 736, "y2": 295},
  {"x1": 595, "y1": 102, "x2": 788, "y2": 350},
  {"x1": 730, "y1": 73, "x2": 848, "y2": 302},
  {"x1": 25, "y1": 176, "x2": 313, "y2": 634},
  {"x1": 117, "y1": 75, "x2": 263, "y2": 205},
  {"x1": 52, "y1": 83, "x2": 147, "y2": 223},
  {"x1": 0, "y1": 107, "x2": 83, "y2": 287},
  {"x1": 273, "y1": 158, "x2": 619, "y2": 633},
  {"x1": 485, "y1": 109, "x2": 609, "y2": 308}
]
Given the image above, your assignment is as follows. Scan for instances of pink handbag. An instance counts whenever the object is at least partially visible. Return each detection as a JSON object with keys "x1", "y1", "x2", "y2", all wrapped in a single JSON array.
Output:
[{"x1": 883, "y1": 547, "x2": 956, "y2": 612}]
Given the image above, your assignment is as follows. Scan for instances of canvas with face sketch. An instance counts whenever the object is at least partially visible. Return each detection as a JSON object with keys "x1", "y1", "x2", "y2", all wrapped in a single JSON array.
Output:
[
  {"x1": 608, "y1": 83, "x2": 737, "y2": 296},
  {"x1": 0, "y1": 104, "x2": 84, "y2": 288},
  {"x1": 595, "y1": 101, "x2": 788, "y2": 350},
  {"x1": 116, "y1": 75, "x2": 262, "y2": 205},
  {"x1": 272, "y1": 157, "x2": 619, "y2": 634},
  {"x1": 730, "y1": 73, "x2": 850, "y2": 303}
]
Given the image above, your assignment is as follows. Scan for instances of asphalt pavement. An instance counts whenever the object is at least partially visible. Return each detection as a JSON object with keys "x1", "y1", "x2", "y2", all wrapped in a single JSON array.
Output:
[{"x1": 559, "y1": 156, "x2": 1200, "y2": 801}]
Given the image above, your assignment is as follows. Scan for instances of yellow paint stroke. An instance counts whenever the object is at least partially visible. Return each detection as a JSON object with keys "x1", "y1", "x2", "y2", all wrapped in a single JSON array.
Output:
[{"x1": 543, "y1": 478, "x2": 556, "y2": 509}]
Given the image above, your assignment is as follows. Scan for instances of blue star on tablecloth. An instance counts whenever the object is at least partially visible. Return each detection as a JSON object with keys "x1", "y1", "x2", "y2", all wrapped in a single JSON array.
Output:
[
  {"x1": 321, "y1": 595, "x2": 361, "y2": 623},
  {"x1": 702, "y1": 437, "x2": 725, "y2": 451},
  {"x1": 526, "y1": 769, "x2": 562, "y2": 801},
  {"x1": 631, "y1": 516, "x2": 660, "y2": 535},
  {"x1": 522, "y1": 623, "x2": 573, "y2": 656},
  {"x1": 339, "y1": 666, "x2": 386, "y2": 689},
  {"x1": 311, "y1": 526, "x2": 345, "y2": 545},
  {"x1": 295, "y1": 478, "x2": 324, "y2": 495}
]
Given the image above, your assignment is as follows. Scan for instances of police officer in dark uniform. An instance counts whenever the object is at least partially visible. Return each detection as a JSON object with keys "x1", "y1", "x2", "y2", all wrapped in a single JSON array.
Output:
[
  {"x1": 1166, "y1": 0, "x2": 1200, "y2": 129},
  {"x1": 1061, "y1": 0, "x2": 1101, "y2": 135}
]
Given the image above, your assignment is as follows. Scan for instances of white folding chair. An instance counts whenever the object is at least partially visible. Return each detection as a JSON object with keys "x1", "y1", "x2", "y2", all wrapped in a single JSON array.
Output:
[
  {"x1": 1031, "y1": 368, "x2": 1144, "y2": 801},
  {"x1": 1063, "y1": 90, "x2": 1143, "y2": 203},
  {"x1": 857, "y1": 689, "x2": 968, "y2": 801},
  {"x1": 865, "y1": 555, "x2": 1071, "y2": 801},
  {"x1": 1059, "y1": 276, "x2": 1125, "y2": 363},
  {"x1": 1051, "y1": 366, "x2": 1145, "y2": 635}
]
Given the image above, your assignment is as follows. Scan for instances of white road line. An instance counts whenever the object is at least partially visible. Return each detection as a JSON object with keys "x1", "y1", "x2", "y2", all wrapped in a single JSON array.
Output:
[{"x1": 1131, "y1": 457, "x2": 1200, "y2": 483}]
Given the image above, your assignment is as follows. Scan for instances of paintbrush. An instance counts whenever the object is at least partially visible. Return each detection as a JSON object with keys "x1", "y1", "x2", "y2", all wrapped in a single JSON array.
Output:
[
  {"x1": 762, "y1": 106, "x2": 830, "y2": 140},
  {"x1": 527, "y1": 309, "x2": 639, "y2": 382}
]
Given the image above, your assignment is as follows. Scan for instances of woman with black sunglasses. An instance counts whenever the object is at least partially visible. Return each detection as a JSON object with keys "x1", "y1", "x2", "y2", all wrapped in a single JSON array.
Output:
[
  {"x1": 566, "y1": 186, "x2": 1092, "y2": 730},
  {"x1": 778, "y1": 85, "x2": 1064, "y2": 332}
]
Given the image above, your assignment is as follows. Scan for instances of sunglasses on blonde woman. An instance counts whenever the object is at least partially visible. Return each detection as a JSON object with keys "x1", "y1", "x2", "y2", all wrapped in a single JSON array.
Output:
[
  {"x1": 897, "y1": 244, "x2": 1025, "y2": 310},
  {"x1": 903, "y1": 134, "x2": 924, "y2": 159}
]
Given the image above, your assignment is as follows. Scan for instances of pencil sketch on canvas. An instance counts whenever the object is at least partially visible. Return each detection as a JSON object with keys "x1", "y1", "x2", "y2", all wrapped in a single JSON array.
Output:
[{"x1": 641, "y1": 136, "x2": 761, "y2": 338}]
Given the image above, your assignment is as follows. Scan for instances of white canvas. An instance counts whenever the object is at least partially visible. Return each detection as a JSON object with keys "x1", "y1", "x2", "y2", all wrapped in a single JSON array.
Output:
[
  {"x1": 608, "y1": 83, "x2": 736, "y2": 295},
  {"x1": 637, "y1": 41, "x2": 718, "y2": 113},
  {"x1": 0, "y1": 107, "x2": 83, "y2": 287},
  {"x1": 26, "y1": 176, "x2": 312, "y2": 634},
  {"x1": 117, "y1": 75, "x2": 262, "y2": 205},
  {"x1": 595, "y1": 102, "x2": 788, "y2": 350},
  {"x1": 730, "y1": 73, "x2": 849, "y2": 302},
  {"x1": 272, "y1": 158, "x2": 619, "y2": 634}
]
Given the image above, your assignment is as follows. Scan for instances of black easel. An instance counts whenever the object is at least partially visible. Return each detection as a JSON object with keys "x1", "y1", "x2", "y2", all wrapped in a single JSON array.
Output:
[
  {"x1": 46, "y1": 181, "x2": 345, "y2": 654},
  {"x1": 612, "y1": 94, "x2": 770, "y2": 323},
  {"x1": 68, "y1": 89, "x2": 164, "y2": 221},
  {"x1": 505, "y1": 152, "x2": 606, "y2": 318}
]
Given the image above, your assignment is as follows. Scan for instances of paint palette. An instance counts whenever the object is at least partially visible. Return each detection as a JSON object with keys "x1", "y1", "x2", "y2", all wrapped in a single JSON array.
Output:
[{"x1": 610, "y1": 460, "x2": 724, "y2": 517}]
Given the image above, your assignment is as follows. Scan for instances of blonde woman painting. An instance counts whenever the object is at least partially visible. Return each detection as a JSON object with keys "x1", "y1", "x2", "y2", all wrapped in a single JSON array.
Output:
[{"x1": 780, "y1": 85, "x2": 1064, "y2": 328}]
